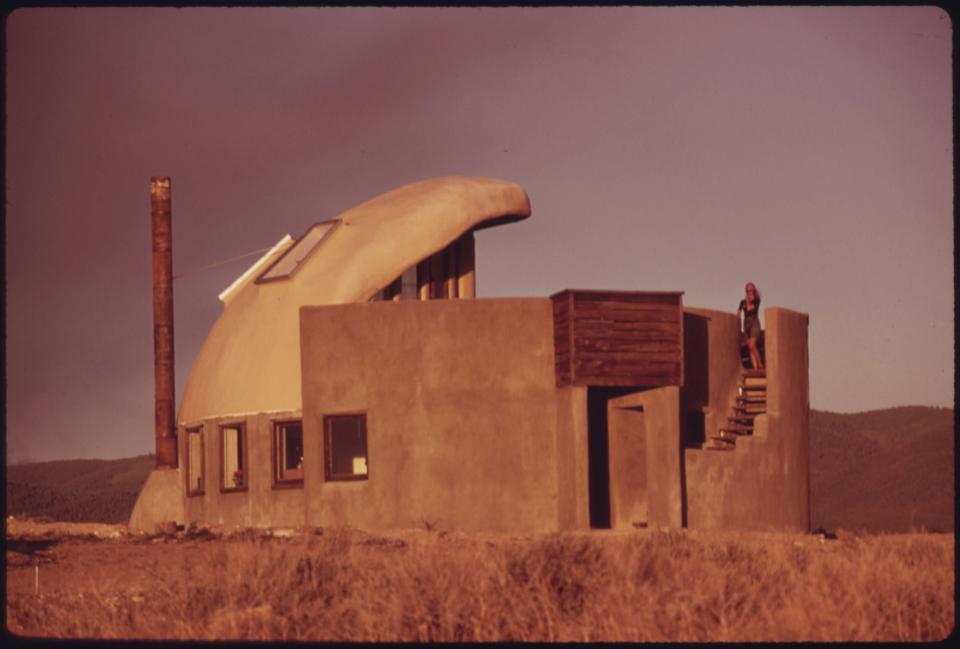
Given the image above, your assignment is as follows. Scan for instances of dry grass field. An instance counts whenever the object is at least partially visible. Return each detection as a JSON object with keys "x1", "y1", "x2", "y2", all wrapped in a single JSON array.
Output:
[{"x1": 5, "y1": 521, "x2": 954, "y2": 642}]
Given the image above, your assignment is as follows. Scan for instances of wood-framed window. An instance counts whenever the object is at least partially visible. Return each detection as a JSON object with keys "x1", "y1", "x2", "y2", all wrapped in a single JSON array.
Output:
[
  {"x1": 272, "y1": 420, "x2": 304, "y2": 487},
  {"x1": 185, "y1": 426, "x2": 204, "y2": 497},
  {"x1": 324, "y1": 413, "x2": 368, "y2": 482},
  {"x1": 220, "y1": 421, "x2": 248, "y2": 493}
]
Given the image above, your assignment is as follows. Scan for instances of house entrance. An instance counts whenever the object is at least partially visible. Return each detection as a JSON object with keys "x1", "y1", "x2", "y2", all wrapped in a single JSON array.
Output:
[{"x1": 587, "y1": 386, "x2": 639, "y2": 529}]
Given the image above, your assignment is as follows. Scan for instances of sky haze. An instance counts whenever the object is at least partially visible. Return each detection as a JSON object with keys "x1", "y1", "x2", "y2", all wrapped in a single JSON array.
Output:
[{"x1": 4, "y1": 6, "x2": 953, "y2": 463}]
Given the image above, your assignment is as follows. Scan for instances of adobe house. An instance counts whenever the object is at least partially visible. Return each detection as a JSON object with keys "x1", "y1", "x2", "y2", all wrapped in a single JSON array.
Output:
[{"x1": 130, "y1": 176, "x2": 810, "y2": 534}]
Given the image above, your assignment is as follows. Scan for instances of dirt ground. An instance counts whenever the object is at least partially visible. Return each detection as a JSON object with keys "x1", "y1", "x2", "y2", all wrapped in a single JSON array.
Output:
[
  {"x1": 6, "y1": 517, "x2": 824, "y2": 597},
  {"x1": 3, "y1": 515, "x2": 886, "y2": 601},
  {"x1": 5, "y1": 517, "x2": 310, "y2": 601},
  {"x1": 9, "y1": 519, "x2": 185, "y2": 599}
]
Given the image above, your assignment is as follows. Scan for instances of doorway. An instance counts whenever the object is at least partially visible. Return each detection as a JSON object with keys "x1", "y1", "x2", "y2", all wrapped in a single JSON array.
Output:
[{"x1": 586, "y1": 386, "x2": 639, "y2": 529}]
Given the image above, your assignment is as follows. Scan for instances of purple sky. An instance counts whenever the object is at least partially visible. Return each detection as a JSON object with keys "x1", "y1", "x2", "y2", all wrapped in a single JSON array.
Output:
[{"x1": 5, "y1": 7, "x2": 953, "y2": 463}]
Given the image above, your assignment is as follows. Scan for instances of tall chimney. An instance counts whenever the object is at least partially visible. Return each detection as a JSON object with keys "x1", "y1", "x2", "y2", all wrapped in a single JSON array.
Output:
[{"x1": 151, "y1": 177, "x2": 177, "y2": 468}]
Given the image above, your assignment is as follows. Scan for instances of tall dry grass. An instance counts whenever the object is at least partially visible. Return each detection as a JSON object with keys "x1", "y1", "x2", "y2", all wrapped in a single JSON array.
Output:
[{"x1": 6, "y1": 528, "x2": 954, "y2": 641}]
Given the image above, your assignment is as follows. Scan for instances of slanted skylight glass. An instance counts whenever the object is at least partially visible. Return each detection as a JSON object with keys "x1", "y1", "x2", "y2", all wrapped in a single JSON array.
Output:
[{"x1": 256, "y1": 219, "x2": 340, "y2": 282}]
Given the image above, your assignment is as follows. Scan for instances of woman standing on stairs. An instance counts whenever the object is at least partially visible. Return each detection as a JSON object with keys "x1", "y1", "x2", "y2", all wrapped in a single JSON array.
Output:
[{"x1": 738, "y1": 282, "x2": 764, "y2": 370}]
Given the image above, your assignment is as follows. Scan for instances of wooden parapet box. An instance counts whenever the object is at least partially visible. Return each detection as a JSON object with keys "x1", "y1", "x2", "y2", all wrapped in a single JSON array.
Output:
[{"x1": 551, "y1": 289, "x2": 684, "y2": 388}]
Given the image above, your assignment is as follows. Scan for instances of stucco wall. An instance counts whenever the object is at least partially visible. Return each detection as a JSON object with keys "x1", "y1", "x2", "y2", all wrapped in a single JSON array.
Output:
[
  {"x1": 128, "y1": 467, "x2": 184, "y2": 531},
  {"x1": 681, "y1": 308, "x2": 743, "y2": 445},
  {"x1": 180, "y1": 410, "x2": 306, "y2": 528},
  {"x1": 555, "y1": 386, "x2": 590, "y2": 530},
  {"x1": 298, "y1": 298, "x2": 569, "y2": 533},
  {"x1": 608, "y1": 387, "x2": 684, "y2": 529},
  {"x1": 684, "y1": 307, "x2": 810, "y2": 532},
  {"x1": 607, "y1": 403, "x2": 646, "y2": 529}
]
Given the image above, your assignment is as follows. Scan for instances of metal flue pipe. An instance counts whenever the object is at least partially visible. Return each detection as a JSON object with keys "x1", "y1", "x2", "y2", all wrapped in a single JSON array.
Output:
[{"x1": 151, "y1": 176, "x2": 177, "y2": 468}]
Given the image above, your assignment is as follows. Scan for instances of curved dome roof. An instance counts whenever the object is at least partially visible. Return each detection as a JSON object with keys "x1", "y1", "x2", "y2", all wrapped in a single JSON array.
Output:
[{"x1": 178, "y1": 176, "x2": 532, "y2": 423}]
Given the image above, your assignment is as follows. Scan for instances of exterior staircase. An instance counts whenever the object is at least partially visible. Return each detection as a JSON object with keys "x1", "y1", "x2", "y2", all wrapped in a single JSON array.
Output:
[{"x1": 705, "y1": 369, "x2": 766, "y2": 451}]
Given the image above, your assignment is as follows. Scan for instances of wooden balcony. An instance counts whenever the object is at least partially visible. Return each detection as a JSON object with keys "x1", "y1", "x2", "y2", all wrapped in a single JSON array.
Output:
[{"x1": 551, "y1": 289, "x2": 684, "y2": 388}]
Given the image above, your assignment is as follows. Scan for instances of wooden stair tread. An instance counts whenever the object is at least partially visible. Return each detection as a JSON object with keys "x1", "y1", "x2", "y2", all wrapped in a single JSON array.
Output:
[
  {"x1": 704, "y1": 443, "x2": 735, "y2": 451},
  {"x1": 711, "y1": 434, "x2": 737, "y2": 442}
]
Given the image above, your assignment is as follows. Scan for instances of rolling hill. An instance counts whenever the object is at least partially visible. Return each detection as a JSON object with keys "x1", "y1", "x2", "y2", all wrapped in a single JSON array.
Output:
[
  {"x1": 6, "y1": 454, "x2": 155, "y2": 524},
  {"x1": 5, "y1": 407, "x2": 954, "y2": 532},
  {"x1": 809, "y1": 406, "x2": 954, "y2": 533}
]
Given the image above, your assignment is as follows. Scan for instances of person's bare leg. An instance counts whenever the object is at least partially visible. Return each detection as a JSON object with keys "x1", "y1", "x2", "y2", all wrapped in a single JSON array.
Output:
[
  {"x1": 752, "y1": 337, "x2": 764, "y2": 370},
  {"x1": 747, "y1": 337, "x2": 760, "y2": 370}
]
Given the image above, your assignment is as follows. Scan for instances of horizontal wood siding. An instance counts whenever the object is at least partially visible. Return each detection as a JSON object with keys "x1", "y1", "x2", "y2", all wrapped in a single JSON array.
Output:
[{"x1": 551, "y1": 290, "x2": 684, "y2": 388}]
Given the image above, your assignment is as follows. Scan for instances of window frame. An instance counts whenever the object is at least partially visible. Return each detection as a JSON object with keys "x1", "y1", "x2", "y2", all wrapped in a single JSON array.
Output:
[
  {"x1": 255, "y1": 219, "x2": 341, "y2": 284},
  {"x1": 219, "y1": 420, "x2": 249, "y2": 494},
  {"x1": 184, "y1": 425, "x2": 205, "y2": 497},
  {"x1": 323, "y1": 412, "x2": 369, "y2": 482},
  {"x1": 271, "y1": 419, "x2": 305, "y2": 489}
]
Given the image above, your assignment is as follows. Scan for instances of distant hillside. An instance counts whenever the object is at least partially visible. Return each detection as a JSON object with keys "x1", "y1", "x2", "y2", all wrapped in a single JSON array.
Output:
[
  {"x1": 6, "y1": 455, "x2": 154, "y2": 524},
  {"x1": 5, "y1": 407, "x2": 955, "y2": 532},
  {"x1": 810, "y1": 406, "x2": 954, "y2": 533}
]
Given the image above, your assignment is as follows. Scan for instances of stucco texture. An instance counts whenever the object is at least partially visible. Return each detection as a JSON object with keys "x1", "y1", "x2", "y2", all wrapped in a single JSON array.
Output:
[
  {"x1": 681, "y1": 308, "x2": 743, "y2": 443},
  {"x1": 179, "y1": 410, "x2": 306, "y2": 529},
  {"x1": 684, "y1": 308, "x2": 811, "y2": 532},
  {"x1": 128, "y1": 467, "x2": 184, "y2": 532},
  {"x1": 299, "y1": 298, "x2": 573, "y2": 533},
  {"x1": 608, "y1": 387, "x2": 684, "y2": 530}
]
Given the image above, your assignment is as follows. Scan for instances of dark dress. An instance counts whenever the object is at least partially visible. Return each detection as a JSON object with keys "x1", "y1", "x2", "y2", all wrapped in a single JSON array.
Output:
[{"x1": 739, "y1": 297, "x2": 761, "y2": 339}]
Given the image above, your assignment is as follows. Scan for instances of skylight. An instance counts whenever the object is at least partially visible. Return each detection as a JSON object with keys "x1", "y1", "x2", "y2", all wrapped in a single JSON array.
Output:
[{"x1": 256, "y1": 219, "x2": 340, "y2": 283}]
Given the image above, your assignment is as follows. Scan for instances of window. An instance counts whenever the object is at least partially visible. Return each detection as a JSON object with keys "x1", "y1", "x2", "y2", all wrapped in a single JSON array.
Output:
[
  {"x1": 185, "y1": 426, "x2": 204, "y2": 496},
  {"x1": 273, "y1": 420, "x2": 304, "y2": 485},
  {"x1": 220, "y1": 422, "x2": 248, "y2": 492},
  {"x1": 324, "y1": 414, "x2": 368, "y2": 481},
  {"x1": 256, "y1": 220, "x2": 340, "y2": 283},
  {"x1": 414, "y1": 231, "x2": 475, "y2": 300},
  {"x1": 374, "y1": 265, "x2": 417, "y2": 301}
]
